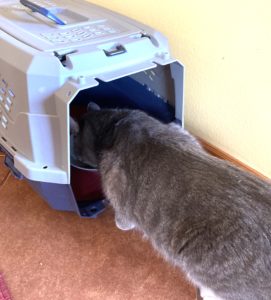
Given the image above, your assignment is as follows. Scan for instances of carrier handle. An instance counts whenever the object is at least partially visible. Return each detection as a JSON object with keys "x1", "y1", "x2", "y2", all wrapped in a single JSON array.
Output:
[
  {"x1": 103, "y1": 45, "x2": 127, "y2": 57},
  {"x1": 20, "y1": 0, "x2": 66, "y2": 26}
]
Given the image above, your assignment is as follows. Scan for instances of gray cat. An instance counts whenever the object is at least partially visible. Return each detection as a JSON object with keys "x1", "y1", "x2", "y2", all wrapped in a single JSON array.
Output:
[{"x1": 71, "y1": 104, "x2": 271, "y2": 300}]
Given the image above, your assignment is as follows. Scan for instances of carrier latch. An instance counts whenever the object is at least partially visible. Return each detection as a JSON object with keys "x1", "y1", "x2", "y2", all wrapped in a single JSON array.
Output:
[{"x1": 103, "y1": 45, "x2": 127, "y2": 57}]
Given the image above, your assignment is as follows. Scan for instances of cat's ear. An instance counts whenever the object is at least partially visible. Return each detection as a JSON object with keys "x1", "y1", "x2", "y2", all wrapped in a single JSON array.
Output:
[
  {"x1": 70, "y1": 116, "x2": 79, "y2": 135},
  {"x1": 87, "y1": 101, "x2": 101, "y2": 112}
]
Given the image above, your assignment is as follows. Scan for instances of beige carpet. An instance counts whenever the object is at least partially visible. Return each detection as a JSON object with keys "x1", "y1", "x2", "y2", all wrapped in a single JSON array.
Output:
[{"x1": 0, "y1": 155, "x2": 196, "y2": 300}]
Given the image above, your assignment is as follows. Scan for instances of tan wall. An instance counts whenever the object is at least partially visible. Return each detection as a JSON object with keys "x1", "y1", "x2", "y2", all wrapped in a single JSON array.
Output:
[{"x1": 89, "y1": 0, "x2": 271, "y2": 178}]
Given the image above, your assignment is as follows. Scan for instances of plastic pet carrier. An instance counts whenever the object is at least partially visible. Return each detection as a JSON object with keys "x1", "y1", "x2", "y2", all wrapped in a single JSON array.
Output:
[{"x1": 0, "y1": 0, "x2": 184, "y2": 218}]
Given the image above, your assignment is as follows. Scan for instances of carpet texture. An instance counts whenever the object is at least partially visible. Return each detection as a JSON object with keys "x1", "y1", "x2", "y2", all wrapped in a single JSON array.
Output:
[{"x1": 0, "y1": 156, "x2": 196, "y2": 300}]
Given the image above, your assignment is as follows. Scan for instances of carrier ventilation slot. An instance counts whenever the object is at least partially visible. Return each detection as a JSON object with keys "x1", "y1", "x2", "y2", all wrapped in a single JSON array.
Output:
[{"x1": 1, "y1": 137, "x2": 17, "y2": 152}]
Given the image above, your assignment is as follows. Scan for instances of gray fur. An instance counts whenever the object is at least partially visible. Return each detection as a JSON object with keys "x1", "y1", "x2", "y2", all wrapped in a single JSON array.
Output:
[{"x1": 71, "y1": 108, "x2": 271, "y2": 300}]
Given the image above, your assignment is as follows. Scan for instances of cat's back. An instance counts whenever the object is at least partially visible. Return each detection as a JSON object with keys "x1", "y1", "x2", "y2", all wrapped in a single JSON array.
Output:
[{"x1": 110, "y1": 111, "x2": 271, "y2": 218}]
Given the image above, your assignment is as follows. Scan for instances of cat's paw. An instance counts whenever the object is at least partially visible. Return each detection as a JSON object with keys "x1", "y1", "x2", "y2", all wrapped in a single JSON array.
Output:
[
  {"x1": 200, "y1": 287, "x2": 224, "y2": 300},
  {"x1": 115, "y1": 216, "x2": 135, "y2": 231}
]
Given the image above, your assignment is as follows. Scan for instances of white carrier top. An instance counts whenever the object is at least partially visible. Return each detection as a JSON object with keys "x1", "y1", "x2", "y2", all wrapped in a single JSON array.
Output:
[{"x1": 0, "y1": 0, "x2": 143, "y2": 52}]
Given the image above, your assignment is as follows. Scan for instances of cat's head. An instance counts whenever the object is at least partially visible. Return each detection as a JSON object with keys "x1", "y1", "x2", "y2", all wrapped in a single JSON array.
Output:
[
  {"x1": 70, "y1": 102, "x2": 102, "y2": 168},
  {"x1": 70, "y1": 102, "x2": 130, "y2": 168}
]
